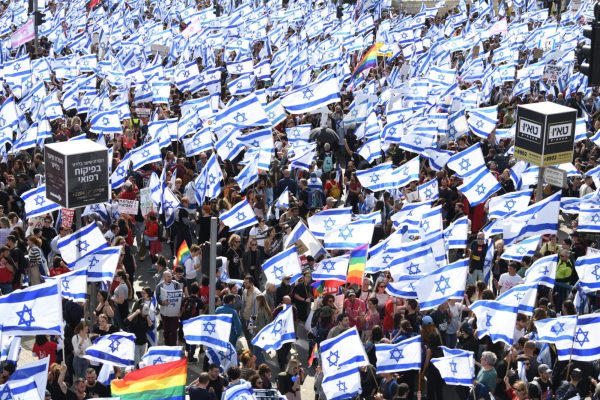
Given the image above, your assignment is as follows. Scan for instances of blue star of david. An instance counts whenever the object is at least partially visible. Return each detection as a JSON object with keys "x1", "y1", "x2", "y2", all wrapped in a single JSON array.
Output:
[
  {"x1": 77, "y1": 240, "x2": 89, "y2": 253},
  {"x1": 338, "y1": 226, "x2": 353, "y2": 241},
  {"x1": 351, "y1": 109, "x2": 358, "y2": 117},
  {"x1": 192, "y1": 137, "x2": 201, "y2": 147},
  {"x1": 220, "y1": 347, "x2": 235, "y2": 361},
  {"x1": 574, "y1": 327, "x2": 590, "y2": 347},
  {"x1": 267, "y1": 111, "x2": 276, "y2": 120},
  {"x1": 208, "y1": 174, "x2": 217, "y2": 185},
  {"x1": 271, "y1": 319, "x2": 284, "y2": 335},
  {"x1": 13, "y1": 63, "x2": 21, "y2": 71},
  {"x1": 248, "y1": 139, "x2": 259, "y2": 147},
  {"x1": 16, "y1": 304, "x2": 35, "y2": 327},
  {"x1": 302, "y1": 88, "x2": 315, "y2": 100},
  {"x1": 25, "y1": 80, "x2": 32, "y2": 89},
  {"x1": 592, "y1": 265, "x2": 600, "y2": 281},
  {"x1": 424, "y1": 188, "x2": 434, "y2": 199},
  {"x1": 434, "y1": 275, "x2": 451, "y2": 295},
  {"x1": 448, "y1": 126, "x2": 457, "y2": 139},
  {"x1": 387, "y1": 127, "x2": 397, "y2": 136},
  {"x1": 409, "y1": 282, "x2": 417, "y2": 291},
  {"x1": 142, "y1": 149, "x2": 150, "y2": 158},
  {"x1": 485, "y1": 314, "x2": 492, "y2": 327},
  {"x1": 370, "y1": 173, "x2": 380, "y2": 183},
  {"x1": 163, "y1": 201, "x2": 174, "y2": 212},
  {"x1": 236, "y1": 212, "x2": 246, "y2": 221},
  {"x1": 225, "y1": 140, "x2": 234, "y2": 150},
  {"x1": 327, "y1": 350, "x2": 339, "y2": 367},
  {"x1": 234, "y1": 112, "x2": 247, "y2": 123},
  {"x1": 203, "y1": 321, "x2": 216, "y2": 335},
  {"x1": 102, "y1": 117, "x2": 110, "y2": 125},
  {"x1": 449, "y1": 360, "x2": 458, "y2": 374},
  {"x1": 399, "y1": 167, "x2": 409, "y2": 176},
  {"x1": 458, "y1": 158, "x2": 471, "y2": 171},
  {"x1": 337, "y1": 381, "x2": 347, "y2": 392},
  {"x1": 593, "y1": 214, "x2": 600, "y2": 224},
  {"x1": 129, "y1": 60, "x2": 136, "y2": 67},
  {"x1": 236, "y1": 82, "x2": 243, "y2": 89},
  {"x1": 407, "y1": 262, "x2": 421, "y2": 275},
  {"x1": 61, "y1": 278, "x2": 70, "y2": 291},
  {"x1": 88, "y1": 256, "x2": 100, "y2": 268},
  {"x1": 153, "y1": 356, "x2": 163, "y2": 365},
  {"x1": 116, "y1": 165, "x2": 126, "y2": 176},
  {"x1": 475, "y1": 184, "x2": 486, "y2": 196},
  {"x1": 33, "y1": 95, "x2": 40, "y2": 103},
  {"x1": 108, "y1": 337, "x2": 121, "y2": 352},
  {"x1": 82, "y1": 60, "x2": 89, "y2": 67},
  {"x1": 324, "y1": 217, "x2": 335, "y2": 230},
  {"x1": 445, "y1": 229, "x2": 453, "y2": 239},
  {"x1": 475, "y1": 120, "x2": 484, "y2": 129},
  {"x1": 183, "y1": 70, "x2": 190, "y2": 78},
  {"x1": 83, "y1": 97, "x2": 91, "y2": 106},
  {"x1": 504, "y1": 199, "x2": 516, "y2": 211},
  {"x1": 551, "y1": 321, "x2": 565, "y2": 335},
  {"x1": 197, "y1": 75, "x2": 205, "y2": 84},
  {"x1": 414, "y1": 137, "x2": 422, "y2": 145},
  {"x1": 273, "y1": 265, "x2": 284, "y2": 279},
  {"x1": 516, "y1": 246, "x2": 526, "y2": 255},
  {"x1": 401, "y1": 32, "x2": 408, "y2": 39},
  {"x1": 514, "y1": 292, "x2": 524, "y2": 301},
  {"x1": 0, "y1": 117, "x2": 6, "y2": 127},
  {"x1": 421, "y1": 220, "x2": 430, "y2": 232},
  {"x1": 235, "y1": 64, "x2": 244, "y2": 73},
  {"x1": 389, "y1": 348, "x2": 404, "y2": 362},
  {"x1": 382, "y1": 254, "x2": 393, "y2": 265},
  {"x1": 542, "y1": 266, "x2": 550, "y2": 275},
  {"x1": 438, "y1": 74, "x2": 445, "y2": 81},
  {"x1": 142, "y1": 84, "x2": 150, "y2": 92},
  {"x1": 34, "y1": 194, "x2": 45, "y2": 206},
  {"x1": 321, "y1": 260, "x2": 336, "y2": 273}
]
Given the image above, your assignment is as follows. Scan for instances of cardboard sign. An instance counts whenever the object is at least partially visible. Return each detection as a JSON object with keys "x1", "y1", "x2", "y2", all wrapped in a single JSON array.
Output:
[
  {"x1": 151, "y1": 44, "x2": 170, "y2": 57},
  {"x1": 160, "y1": 288, "x2": 183, "y2": 317},
  {"x1": 134, "y1": 107, "x2": 151, "y2": 118},
  {"x1": 117, "y1": 199, "x2": 139, "y2": 215},
  {"x1": 61, "y1": 208, "x2": 75, "y2": 228},
  {"x1": 139, "y1": 188, "x2": 154, "y2": 216},
  {"x1": 543, "y1": 65, "x2": 563, "y2": 82}
]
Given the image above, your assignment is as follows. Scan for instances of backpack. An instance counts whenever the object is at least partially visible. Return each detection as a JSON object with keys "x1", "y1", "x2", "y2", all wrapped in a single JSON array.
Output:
[
  {"x1": 181, "y1": 295, "x2": 202, "y2": 320},
  {"x1": 310, "y1": 307, "x2": 322, "y2": 328},
  {"x1": 323, "y1": 153, "x2": 334, "y2": 174}
]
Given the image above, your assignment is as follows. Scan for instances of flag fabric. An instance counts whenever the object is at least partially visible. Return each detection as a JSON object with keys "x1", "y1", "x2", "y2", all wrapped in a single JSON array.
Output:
[
  {"x1": 84, "y1": 332, "x2": 136, "y2": 367},
  {"x1": 577, "y1": 204, "x2": 600, "y2": 233},
  {"x1": 0, "y1": 335, "x2": 21, "y2": 364},
  {"x1": 74, "y1": 246, "x2": 121, "y2": 283},
  {"x1": 283, "y1": 220, "x2": 327, "y2": 258},
  {"x1": 130, "y1": 140, "x2": 162, "y2": 171},
  {"x1": 431, "y1": 353, "x2": 474, "y2": 387},
  {"x1": 45, "y1": 268, "x2": 88, "y2": 301},
  {"x1": 182, "y1": 314, "x2": 232, "y2": 351},
  {"x1": 470, "y1": 300, "x2": 518, "y2": 345},
  {"x1": 262, "y1": 246, "x2": 302, "y2": 285},
  {"x1": 140, "y1": 346, "x2": 184, "y2": 367},
  {"x1": 524, "y1": 254, "x2": 558, "y2": 289},
  {"x1": 443, "y1": 216, "x2": 469, "y2": 249},
  {"x1": 415, "y1": 258, "x2": 469, "y2": 310},
  {"x1": 534, "y1": 315, "x2": 578, "y2": 347},
  {"x1": 0, "y1": 281, "x2": 62, "y2": 336},
  {"x1": 275, "y1": 187, "x2": 290, "y2": 209},
  {"x1": 206, "y1": 341, "x2": 238, "y2": 373},
  {"x1": 219, "y1": 199, "x2": 258, "y2": 232},
  {"x1": 324, "y1": 219, "x2": 376, "y2": 250},
  {"x1": 57, "y1": 223, "x2": 108, "y2": 266},
  {"x1": 375, "y1": 336, "x2": 421, "y2": 373},
  {"x1": 21, "y1": 185, "x2": 61, "y2": 219},
  {"x1": 7, "y1": 356, "x2": 48, "y2": 400},
  {"x1": 488, "y1": 189, "x2": 533, "y2": 220},
  {"x1": 251, "y1": 304, "x2": 296, "y2": 351},
  {"x1": 321, "y1": 367, "x2": 362, "y2": 400},
  {"x1": 458, "y1": 166, "x2": 502, "y2": 206},
  {"x1": 502, "y1": 191, "x2": 561, "y2": 245},
  {"x1": 446, "y1": 143, "x2": 486, "y2": 178},
  {"x1": 352, "y1": 42, "x2": 382, "y2": 79},
  {"x1": 174, "y1": 241, "x2": 192, "y2": 268},
  {"x1": 308, "y1": 207, "x2": 353, "y2": 240},
  {"x1": 500, "y1": 234, "x2": 542, "y2": 262},
  {"x1": 313, "y1": 254, "x2": 349, "y2": 282},
  {"x1": 111, "y1": 358, "x2": 186, "y2": 400},
  {"x1": 556, "y1": 314, "x2": 600, "y2": 362},
  {"x1": 419, "y1": 178, "x2": 439, "y2": 201},
  {"x1": 281, "y1": 77, "x2": 341, "y2": 114},
  {"x1": 319, "y1": 327, "x2": 369, "y2": 378},
  {"x1": 347, "y1": 244, "x2": 368, "y2": 285},
  {"x1": 223, "y1": 381, "x2": 255, "y2": 400},
  {"x1": 496, "y1": 283, "x2": 538, "y2": 315},
  {"x1": 98, "y1": 362, "x2": 115, "y2": 387},
  {"x1": 575, "y1": 254, "x2": 600, "y2": 293},
  {"x1": 3, "y1": 376, "x2": 39, "y2": 400}
]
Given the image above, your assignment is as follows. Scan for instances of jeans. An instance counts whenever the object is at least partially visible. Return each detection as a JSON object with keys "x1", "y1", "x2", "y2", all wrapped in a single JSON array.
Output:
[
  {"x1": 135, "y1": 344, "x2": 146, "y2": 366},
  {"x1": 162, "y1": 315, "x2": 180, "y2": 346}
]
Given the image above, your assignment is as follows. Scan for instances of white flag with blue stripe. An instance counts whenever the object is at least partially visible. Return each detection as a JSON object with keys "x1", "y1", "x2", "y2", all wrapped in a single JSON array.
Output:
[
  {"x1": 182, "y1": 314, "x2": 232, "y2": 352},
  {"x1": 0, "y1": 335, "x2": 21, "y2": 364},
  {"x1": 324, "y1": 219, "x2": 375, "y2": 250},
  {"x1": 8, "y1": 356, "x2": 49, "y2": 400},
  {"x1": 73, "y1": 246, "x2": 120, "y2": 283},
  {"x1": 488, "y1": 189, "x2": 533, "y2": 220},
  {"x1": 319, "y1": 327, "x2": 369, "y2": 378},
  {"x1": 90, "y1": 109, "x2": 122, "y2": 135},
  {"x1": 0, "y1": 280, "x2": 62, "y2": 336},
  {"x1": 223, "y1": 381, "x2": 254, "y2": 400},
  {"x1": 415, "y1": 258, "x2": 469, "y2": 310},
  {"x1": 313, "y1": 254, "x2": 349, "y2": 282},
  {"x1": 281, "y1": 77, "x2": 341, "y2": 114},
  {"x1": 355, "y1": 162, "x2": 396, "y2": 192},
  {"x1": 576, "y1": 204, "x2": 600, "y2": 233},
  {"x1": 57, "y1": 223, "x2": 108, "y2": 266},
  {"x1": 375, "y1": 335, "x2": 421, "y2": 373},
  {"x1": 140, "y1": 346, "x2": 184, "y2": 367},
  {"x1": 500, "y1": 234, "x2": 541, "y2": 262},
  {"x1": 4, "y1": 376, "x2": 38, "y2": 400},
  {"x1": 84, "y1": 332, "x2": 135, "y2": 367},
  {"x1": 46, "y1": 268, "x2": 87, "y2": 301},
  {"x1": 206, "y1": 341, "x2": 238, "y2": 373},
  {"x1": 496, "y1": 283, "x2": 538, "y2": 316},
  {"x1": 275, "y1": 187, "x2": 290, "y2": 209},
  {"x1": 574, "y1": 254, "x2": 600, "y2": 293},
  {"x1": 446, "y1": 143, "x2": 486, "y2": 178},
  {"x1": 556, "y1": 314, "x2": 600, "y2": 362},
  {"x1": 21, "y1": 185, "x2": 61, "y2": 219},
  {"x1": 470, "y1": 300, "x2": 518, "y2": 345},
  {"x1": 444, "y1": 216, "x2": 469, "y2": 250},
  {"x1": 458, "y1": 167, "x2": 502, "y2": 206},
  {"x1": 431, "y1": 353, "x2": 474, "y2": 387},
  {"x1": 321, "y1": 366, "x2": 362, "y2": 400},
  {"x1": 534, "y1": 315, "x2": 577, "y2": 347},
  {"x1": 389, "y1": 246, "x2": 437, "y2": 280},
  {"x1": 130, "y1": 140, "x2": 162, "y2": 170},
  {"x1": 308, "y1": 207, "x2": 353, "y2": 240},
  {"x1": 251, "y1": 304, "x2": 296, "y2": 351},
  {"x1": 215, "y1": 93, "x2": 270, "y2": 128},
  {"x1": 524, "y1": 254, "x2": 557, "y2": 289},
  {"x1": 502, "y1": 191, "x2": 561, "y2": 245},
  {"x1": 183, "y1": 127, "x2": 212, "y2": 157},
  {"x1": 219, "y1": 199, "x2": 258, "y2": 232},
  {"x1": 419, "y1": 179, "x2": 439, "y2": 201},
  {"x1": 262, "y1": 246, "x2": 302, "y2": 285}
]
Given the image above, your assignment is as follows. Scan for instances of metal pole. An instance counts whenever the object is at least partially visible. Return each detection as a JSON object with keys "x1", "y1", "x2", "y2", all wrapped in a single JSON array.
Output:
[
  {"x1": 209, "y1": 217, "x2": 217, "y2": 314},
  {"x1": 536, "y1": 167, "x2": 545, "y2": 202},
  {"x1": 33, "y1": 0, "x2": 39, "y2": 57}
]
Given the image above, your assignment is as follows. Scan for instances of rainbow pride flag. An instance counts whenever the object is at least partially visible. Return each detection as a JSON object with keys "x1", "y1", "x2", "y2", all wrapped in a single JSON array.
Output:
[
  {"x1": 347, "y1": 244, "x2": 368, "y2": 285},
  {"x1": 111, "y1": 358, "x2": 187, "y2": 400},
  {"x1": 174, "y1": 241, "x2": 192, "y2": 267},
  {"x1": 351, "y1": 42, "x2": 383, "y2": 80}
]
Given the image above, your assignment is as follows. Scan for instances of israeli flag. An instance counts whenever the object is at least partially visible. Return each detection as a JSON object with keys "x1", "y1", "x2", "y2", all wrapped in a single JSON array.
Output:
[
  {"x1": 502, "y1": 191, "x2": 561, "y2": 245},
  {"x1": 252, "y1": 304, "x2": 296, "y2": 351},
  {"x1": 524, "y1": 254, "x2": 557, "y2": 289},
  {"x1": 286, "y1": 124, "x2": 312, "y2": 143},
  {"x1": 556, "y1": 314, "x2": 600, "y2": 362},
  {"x1": 283, "y1": 221, "x2": 327, "y2": 258},
  {"x1": 151, "y1": 80, "x2": 170, "y2": 103},
  {"x1": 262, "y1": 246, "x2": 302, "y2": 285},
  {"x1": 215, "y1": 93, "x2": 270, "y2": 128},
  {"x1": 8, "y1": 356, "x2": 49, "y2": 400},
  {"x1": 45, "y1": 268, "x2": 87, "y2": 301},
  {"x1": 386, "y1": 275, "x2": 419, "y2": 299},
  {"x1": 470, "y1": 300, "x2": 518, "y2": 345},
  {"x1": 534, "y1": 315, "x2": 578, "y2": 347},
  {"x1": 375, "y1": 336, "x2": 421, "y2": 373},
  {"x1": 130, "y1": 140, "x2": 162, "y2": 171},
  {"x1": 85, "y1": 332, "x2": 135, "y2": 367},
  {"x1": 195, "y1": 152, "x2": 224, "y2": 204},
  {"x1": 576, "y1": 204, "x2": 600, "y2": 233},
  {"x1": 500, "y1": 234, "x2": 542, "y2": 262},
  {"x1": 431, "y1": 353, "x2": 474, "y2": 387},
  {"x1": 444, "y1": 216, "x2": 469, "y2": 250},
  {"x1": 219, "y1": 199, "x2": 258, "y2": 232},
  {"x1": 308, "y1": 207, "x2": 353, "y2": 240},
  {"x1": 90, "y1": 109, "x2": 122, "y2": 135},
  {"x1": 430, "y1": 66, "x2": 456, "y2": 87},
  {"x1": 488, "y1": 189, "x2": 533, "y2": 220},
  {"x1": 419, "y1": 179, "x2": 439, "y2": 201},
  {"x1": 110, "y1": 153, "x2": 131, "y2": 189},
  {"x1": 206, "y1": 341, "x2": 238, "y2": 373},
  {"x1": 447, "y1": 143, "x2": 486, "y2": 178},
  {"x1": 389, "y1": 246, "x2": 437, "y2": 280},
  {"x1": 223, "y1": 381, "x2": 254, "y2": 400},
  {"x1": 3, "y1": 376, "x2": 38, "y2": 400},
  {"x1": 415, "y1": 258, "x2": 469, "y2": 311},
  {"x1": 321, "y1": 367, "x2": 362, "y2": 400},
  {"x1": 182, "y1": 314, "x2": 232, "y2": 352},
  {"x1": 458, "y1": 167, "x2": 502, "y2": 206},
  {"x1": 227, "y1": 58, "x2": 254, "y2": 75},
  {"x1": 575, "y1": 254, "x2": 600, "y2": 293},
  {"x1": 183, "y1": 127, "x2": 212, "y2": 157},
  {"x1": 234, "y1": 158, "x2": 258, "y2": 192},
  {"x1": 0, "y1": 335, "x2": 21, "y2": 364},
  {"x1": 264, "y1": 99, "x2": 286, "y2": 126},
  {"x1": 355, "y1": 162, "x2": 395, "y2": 192},
  {"x1": 57, "y1": 223, "x2": 108, "y2": 266},
  {"x1": 281, "y1": 77, "x2": 340, "y2": 114},
  {"x1": 275, "y1": 187, "x2": 290, "y2": 209},
  {"x1": 161, "y1": 187, "x2": 181, "y2": 228},
  {"x1": 313, "y1": 254, "x2": 349, "y2": 282},
  {"x1": 421, "y1": 148, "x2": 453, "y2": 171},
  {"x1": 324, "y1": 219, "x2": 376, "y2": 250},
  {"x1": 140, "y1": 346, "x2": 184, "y2": 367},
  {"x1": 319, "y1": 327, "x2": 369, "y2": 378},
  {"x1": 496, "y1": 283, "x2": 538, "y2": 316},
  {"x1": 73, "y1": 246, "x2": 121, "y2": 283},
  {"x1": 21, "y1": 185, "x2": 61, "y2": 219}
]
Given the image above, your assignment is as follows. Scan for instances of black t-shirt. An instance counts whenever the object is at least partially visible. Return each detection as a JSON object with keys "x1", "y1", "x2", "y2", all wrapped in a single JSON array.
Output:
[
  {"x1": 86, "y1": 381, "x2": 110, "y2": 398},
  {"x1": 469, "y1": 241, "x2": 488, "y2": 270},
  {"x1": 207, "y1": 376, "x2": 227, "y2": 399},
  {"x1": 189, "y1": 387, "x2": 217, "y2": 400}
]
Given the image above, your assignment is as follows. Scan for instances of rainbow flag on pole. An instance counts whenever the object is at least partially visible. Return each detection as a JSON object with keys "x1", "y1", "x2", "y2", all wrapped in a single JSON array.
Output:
[
  {"x1": 346, "y1": 244, "x2": 368, "y2": 285},
  {"x1": 351, "y1": 42, "x2": 383, "y2": 80},
  {"x1": 111, "y1": 358, "x2": 187, "y2": 400},
  {"x1": 174, "y1": 241, "x2": 192, "y2": 267}
]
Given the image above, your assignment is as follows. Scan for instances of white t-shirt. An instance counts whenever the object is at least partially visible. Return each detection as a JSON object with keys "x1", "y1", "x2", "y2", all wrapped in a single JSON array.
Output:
[
  {"x1": 498, "y1": 273, "x2": 523, "y2": 294},
  {"x1": 249, "y1": 225, "x2": 269, "y2": 247}
]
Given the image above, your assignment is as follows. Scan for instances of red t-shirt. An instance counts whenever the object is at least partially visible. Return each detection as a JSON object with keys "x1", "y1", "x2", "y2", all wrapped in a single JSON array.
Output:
[{"x1": 33, "y1": 341, "x2": 57, "y2": 367}]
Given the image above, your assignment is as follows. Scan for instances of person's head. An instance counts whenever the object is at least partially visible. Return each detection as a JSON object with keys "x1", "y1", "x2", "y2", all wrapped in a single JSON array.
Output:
[
  {"x1": 480, "y1": 351, "x2": 497, "y2": 369},
  {"x1": 85, "y1": 368, "x2": 97, "y2": 385},
  {"x1": 258, "y1": 363, "x2": 271, "y2": 379},
  {"x1": 223, "y1": 294, "x2": 236, "y2": 305},
  {"x1": 97, "y1": 290, "x2": 109, "y2": 303},
  {"x1": 250, "y1": 374, "x2": 264, "y2": 389},
  {"x1": 27, "y1": 235, "x2": 42, "y2": 248},
  {"x1": 538, "y1": 364, "x2": 552, "y2": 382},
  {"x1": 73, "y1": 377, "x2": 86, "y2": 393},
  {"x1": 337, "y1": 313, "x2": 349, "y2": 328},
  {"x1": 570, "y1": 367, "x2": 583, "y2": 383},
  {"x1": 243, "y1": 275, "x2": 255, "y2": 289},
  {"x1": 189, "y1": 282, "x2": 199, "y2": 296},
  {"x1": 74, "y1": 322, "x2": 88, "y2": 336},
  {"x1": 346, "y1": 289, "x2": 356, "y2": 302},
  {"x1": 285, "y1": 357, "x2": 301, "y2": 375},
  {"x1": 523, "y1": 340, "x2": 536, "y2": 356},
  {"x1": 228, "y1": 234, "x2": 241, "y2": 249},
  {"x1": 512, "y1": 380, "x2": 528, "y2": 399},
  {"x1": 197, "y1": 372, "x2": 210, "y2": 388},
  {"x1": 459, "y1": 321, "x2": 474, "y2": 337},
  {"x1": 98, "y1": 313, "x2": 109, "y2": 328},
  {"x1": 476, "y1": 232, "x2": 485, "y2": 243},
  {"x1": 507, "y1": 263, "x2": 517, "y2": 276},
  {"x1": 226, "y1": 366, "x2": 241, "y2": 382},
  {"x1": 302, "y1": 270, "x2": 311, "y2": 283},
  {"x1": 516, "y1": 313, "x2": 528, "y2": 330},
  {"x1": 208, "y1": 364, "x2": 220, "y2": 380},
  {"x1": 35, "y1": 335, "x2": 49, "y2": 346},
  {"x1": 240, "y1": 350, "x2": 255, "y2": 368},
  {"x1": 367, "y1": 297, "x2": 378, "y2": 309},
  {"x1": 163, "y1": 270, "x2": 173, "y2": 284}
]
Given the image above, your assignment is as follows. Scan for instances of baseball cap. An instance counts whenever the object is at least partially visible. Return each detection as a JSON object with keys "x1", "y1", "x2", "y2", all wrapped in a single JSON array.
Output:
[
  {"x1": 538, "y1": 364, "x2": 552, "y2": 374},
  {"x1": 421, "y1": 315, "x2": 434, "y2": 326},
  {"x1": 347, "y1": 289, "x2": 356, "y2": 297}
]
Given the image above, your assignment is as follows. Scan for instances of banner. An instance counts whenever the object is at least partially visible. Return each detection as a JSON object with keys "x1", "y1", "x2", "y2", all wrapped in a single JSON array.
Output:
[
  {"x1": 118, "y1": 199, "x2": 139, "y2": 215},
  {"x1": 160, "y1": 289, "x2": 183, "y2": 317},
  {"x1": 61, "y1": 208, "x2": 75, "y2": 228},
  {"x1": 10, "y1": 19, "x2": 34, "y2": 48},
  {"x1": 139, "y1": 188, "x2": 154, "y2": 216}
]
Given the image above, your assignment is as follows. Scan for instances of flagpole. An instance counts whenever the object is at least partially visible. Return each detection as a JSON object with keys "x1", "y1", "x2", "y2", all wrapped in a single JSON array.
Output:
[{"x1": 564, "y1": 320, "x2": 579, "y2": 382}]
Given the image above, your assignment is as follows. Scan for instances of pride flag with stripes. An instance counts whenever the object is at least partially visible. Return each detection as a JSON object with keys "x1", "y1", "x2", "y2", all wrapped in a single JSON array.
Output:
[{"x1": 347, "y1": 244, "x2": 368, "y2": 285}]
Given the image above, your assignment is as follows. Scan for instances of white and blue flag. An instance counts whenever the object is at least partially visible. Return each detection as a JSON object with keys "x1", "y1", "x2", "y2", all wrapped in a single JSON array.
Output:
[
  {"x1": 223, "y1": 381, "x2": 254, "y2": 400},
  {"x1": 576, "y1": 204, "x2": 600, "y2": 233},
  {"x1": 308, "y1": 207, "x2": 353, "y2": 240},
  {"x1": 182, "y1": 314, "x2": 232, "y2": 351},
  {"x1": 500, "y1": 234, "x2": 542, "y2": 262},
  {"x1": 524, "y1": 254, "x2": 558, "y2": 289},
  {"x1": 57, "y1": 223, "x2": 108, "y2": 266},
  {"x1": 446, "y1": 143, "x2": 486, "y2": 178},
  {"x1": 319, "y1": 327, "x2": 369, "y2": 378},
  {"x1": 324, "y1": 219, "x2": 376, "y2": 250},
  {"x1": 46, "y1": 268, "x2": 87, "y2": 302},
  {"x1": 84, "y1": 332, "x2": 136, "y2": 367},
  {"x1": 534, "y1": 315, "x2": 578, "y2": 347},
  {"x1": 556, "y1": 314, "x2": 600, "y2": 362},
  {"x1": 470, "y1": 300, "x2": 518, "y2": 345},
  {"x1": 140, "y1": 346, "x2": 184, "y2": 367},
  {"x1": 502, "y1": 191, "x2": 561, "y2": 245},
  {"x1": 251, "y1": 304, "x2": 296, "y2": 351},
  {"x1": 375, "y1": 336, "x2": 421, "y2": 373},
  {"x1": 130, "y1": 140, "x2": 162, "y2": 171},
  {"x1": 321, "y1": 367, "x2": 362, "y2": 400},
  {"x1": 206, "y1": 341, "x2": 238, "y2": 373},
  {"x1": 219, "y1": 199, "x2": 258, "y2": 232},
  {"x1": 21, "y1": 185, "x2": 61, "y2": 219},
  {"x1": 281, "y1": 77, "x2": 341, "y2": 114},
  {"x1": 431, "y1": 353, "x2": 474, "y2": 387},
  {"x1": 488, "y1": 190, "x2": 533, "y2": 220},
  {"x1": 415, "y1": 258, "x2": 469, "y2": 310},
  {"x1": 574, "y1": 254, "x2": 600, "y2": 293},
  {"x1": 458, "y1": 167, "x2": 502, "y2": 206},
  {"x1": 8, "y1": 357, "x2": 49, "y2": 400},
  {"x1": 74, "y1": 246, "x2": 121, "y2": 283},
  {"x1": 262, "y1": 246, "x2": 302, "y2": 285},
  {"x1": 313, "y1": 254, "x2": 349, "y2": 282},
  {"x1": 496, "y1": 283, "x2": 538, "y2": 316},
  {"x1": 444, "y1": 216, "x2": 469, "y2": 250}
]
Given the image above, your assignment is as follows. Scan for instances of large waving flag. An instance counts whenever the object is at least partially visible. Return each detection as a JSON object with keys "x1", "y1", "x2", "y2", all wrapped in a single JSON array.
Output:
[
  {"x1": 444, "y1": 216, "x2": 469, "y2": 250},
  {"x1": 458, "y1": 167, "x2": 502, "y2": 206},
  {"x1": 415, "y1": 258, "x2": 469, "y2": 310},
  {"x1": 195, "y1": 152, "x2": 224, "y2": 204},
  {"x1": 0, "y1": 335, "x2": 21, "y2": 364},
  {"x1": 283, "y1": 220, "x2": 327, "y2": 258},
  {"x1": 7, "y1": 357, "x2": 49, "y2": 400},
  {"x1": 313, "y1": 254, "x2": 349, "y2": 282},
  {"x1": 219, "y1": 199, "x2": 258, "y2": 231},
  {"x1": 308, "y1": 207, "x2": 353, "y2": 240},
  {"x1": 502, "y1": 191, "x2": 561, "y2": 245},
  {"x1": 575, "y1": 254, "x2": 600, "y2": 293},
  {"x1": 446, "y1": 143, "x2": 486, "y2": 178},
  {"x1": 375, "y1": 336, "x2": 422, "y2": 373},
  {"x1": 319, "y1": 327, "x2": 369, "y2": 378},
  {"x1": 524, "y1": 254, "x2": 558, "y2": 289},
  {"x1": 556, "y1": 314, "x2": 600, "y2": 362},
  {"x1": 85, "y1": 332, "x2": 136, "y2": 367},
  {"x1": 21, "y1": 185, "x2": 61, "y2": 219},
  {"x1": 2, "y1": 376, "x2": 39, "y2": 400},
  {"x1": 74, "y1": 246, "x2": 121, "y2": 283},
  {"x1": 0, "y1": 281, "x2": 62, "y2": 335},
  {"x1": 534, "y1": 315, "x2": 578, "y2": 347},
  {"x1": 324, "y1": 219, "x2": 376, "y2": 250},
  {"x1": 251, "y1": 304, "x2": 296, "y2": 351},
  {"x1": 431, "y1": 352, "x2": 474, "y2": 387},
  {"x1": 215, "y1": 93, "x2": 270, "y2": 128},
  {"x1": 182, "y1": 314, "x2": 232, "y2": 351},
  {"x1": 223, "y1": 381, "x2": 254, "y2": 400},
  {"x1": 111, "y1": 359, "x2": 186, "y2": 400},
  {"x1": 130, "y1": 140, "x2": 162, "y2": 170},
  {"x1": 577, "y1": 204, "x2": 600, "y2": 233},
  {"x1": 140, "y1": 346, "x2": 184, "y2": 367},
  {"x1": 496, "y1": 283, "x2": 538, "y2": 316},
  {"x1": 470, "y1": 300, "x2": 518, "y2": 345},
  {"x1": 488, "y1": 189, "x2": 533, "y2": 220},
  {"x1": 57, "y1": 223, "x2": 108, "y2": 266},
  {"x1": 321, "y1": 367, "x2": 362, "y2": 400},
  {"x1": 45, "y1": 268, "x2": 87, "y2": 301},
  {"x1": 500, "y1": 234, "x2": 542, "y2": 262},
  {"x1": 262, "y1": 246, "x2": 302, "y2": 285},
  {"x1": 90, "y1": 109, "x2": 122, "y2": 135},
  {"x1": 281, "y1": 77, "x2": 341, "y2": 114},
  {"x1": 467, "y1": 105, "x2": 498, "y2": 139},
  {"x1": 206, "y1": 341, "x2": 238, "y2": 373}
]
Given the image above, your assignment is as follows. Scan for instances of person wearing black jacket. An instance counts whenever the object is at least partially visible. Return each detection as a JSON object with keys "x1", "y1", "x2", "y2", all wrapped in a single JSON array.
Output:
[{"x1": 125, "y1": 305, "x2": 153, "y2": 366}]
